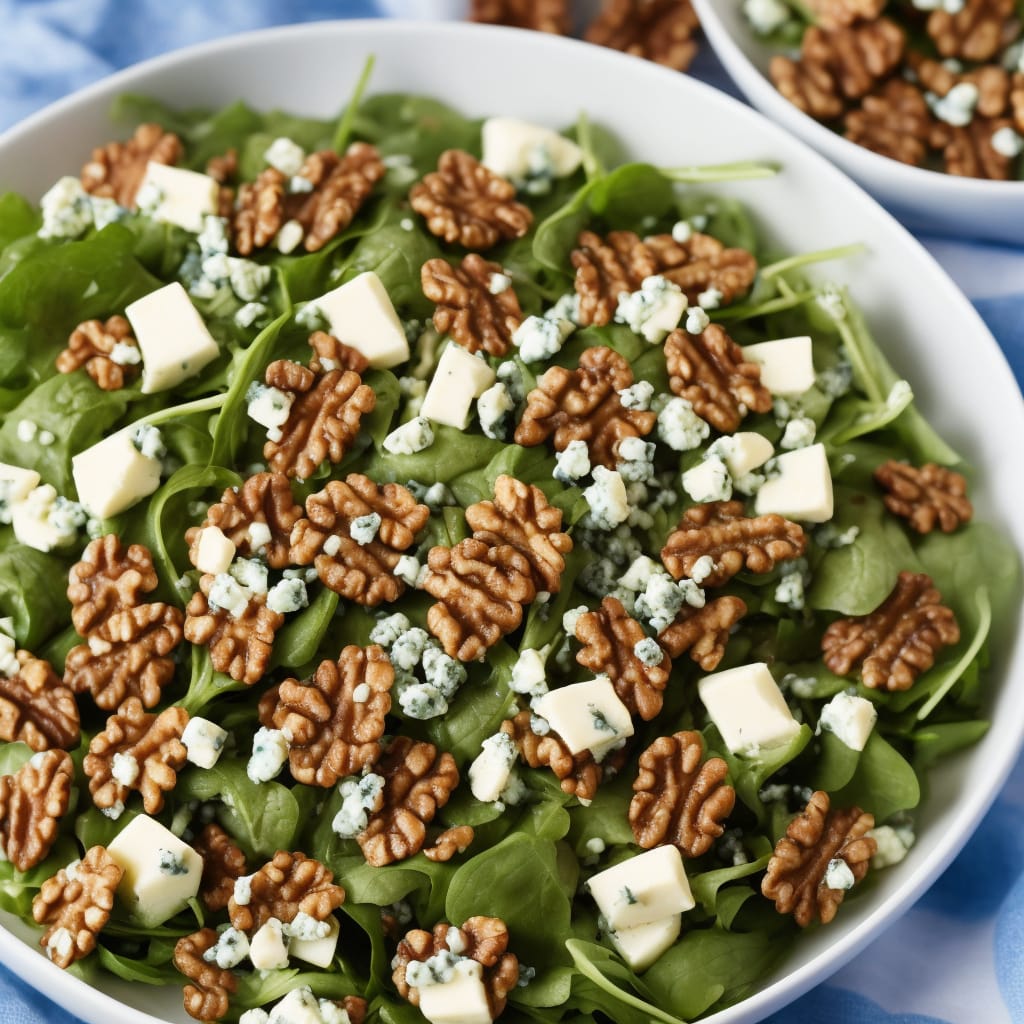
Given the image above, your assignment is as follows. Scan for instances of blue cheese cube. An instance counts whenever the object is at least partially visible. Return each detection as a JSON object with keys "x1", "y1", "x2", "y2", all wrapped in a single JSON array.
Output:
[
  {"x1": 383, "y1": 416, "x2": 434, "y2": 455},
  {"x1": 421, "y1": 344, "x2": 497, "y2": 430},
  {"x1": 72, "y1": 428, "x2": 163, "y2": 519},
  {"x1": 697, "y1": 662, "x2": 801, "y2": 755},
  {"x1": 10, "y1": 485, "x2": 82, "y2": 552},
  {"x1": 181, "y1": 717, "x2": 228, "y2": 770},
  {"x1": 249, "y1": 918, "x2": 289, "y2": 970},
  {"x1": 681, "y1": 455, "x2": 732, "y2": 504},
  {"x1": 755, "y1": 444, "x2": 834, "y2": 523},
  {"x1": 587, "y1": 845, "x2": 695, "y2": 930},
  {"x1": 606, "y1": 913, "x2": 682, "y2": 972},
  {"x1": 468, "y1": 732, "x2": 519, "y2": 803},
  {"x1": 136, "y1": 162, "x2": 220, "y2": 234},
  {"x1": 531, "y1": 677, "x2": 634, "y2": 760},
  {"x1": 314, "y1": 272, "x2": 410, "y2": 369},
  {"x1": 583, "y1": 467, "x2": 630, "y2": 531},
  {"x1": 415, "y1": 958, "x2": 494, "y2": 1024},
  {"x1": 106, "y1": 814, "x2": 203, "y2": 927},
  {"x1": 125, "y1": 282, "x2": 220, "y2": 394},
  {"x1": 741, "y1": 336, "x2": 815, "y2": 396},
  {"x1": 289, "y1": 914, "x2": 341, "y2": 969},
  {"x1": 192, "y1": 526, "x2": 236, "y2": 575},
  {"x1": 481, "y1": 117, "x2": 583, "y2": 183},
  {"x1": 818, "y1": 692, "x2": 877, "y2": 751}
]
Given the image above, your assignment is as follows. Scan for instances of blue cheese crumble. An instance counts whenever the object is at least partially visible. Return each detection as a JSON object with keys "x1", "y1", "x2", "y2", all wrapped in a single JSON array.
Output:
[
  {"x1": 390, "y1": 628, "x2": 432, "y2": 671},
  {"x1": 264, "y1": 137, "x2": 306, "y2": 177},
  {"x1": 247, "y1": 727, "x2": 290, "y2": 783},
  {"x1": 616, "y1": 437, "x2": 656, "y2": 483},
  {"x1": 230, "y1": 557, "x2": 269, "y2": 595},
  {"x1": 208, "y1": 573, "x2": 252, "y2": 618},
  {"x1": 331, "y1": 773, "x2": 386, "y2": 837},
  {"x1": 510, "y1": 647, "x2": 549, "y2": 699},
  {"x1": 583, "y1": 467, "x2": 630, "y2": 530},
  {"x1": 131, "y1": 423, "x2": 168, "y2": 461},
  {"x1": 266, "y1": 577, "x2": 309, "y2": 614},
  {"x1": 657, "y1": 396, "x2": 710, "y2": 451},
  {"x1": 780, "y1": 416, "x2": 817, "y2": 450},
  {"x1": 477, "y1": 382, "x2": 515, "y2": 440},
  {"x1": 635, "y1": 572, "x2": 705, "y2": 633},
  {"x1": 553, "y1": 439, "x2": 592, "y2": 485},
  {"x1": 246, "y1": 383, "x2": 294, "y2": 443},
  {"x1": 633, "y1": 637, "x2": 664, "y2": 667},
  {"x1": 682, "y1": 454, "x2": 733, "y2": 503},
  {"x1": 350, "y1": 512, "x2": 382, "y2": 546},
  {"x1": 823, "y1": 857, "x2": 856, "y2": 891},
  {"x1": 615, "y1": 275, "x2": 685, "y2": 343},
  {"x1": 203, "y1": 927, "x2": 250, "y2": 969},
  {"x1": 618, "y1": 380, "x2": 655, "y2": 411},
  {"x1": 369, "y1": 612, "x2": 411, "y2": 648},
  {"x1": 513, "y1": 314, "x2": 572, "y2": 363},
  {"x1": 383, "y1": 416, "x2": 434, "y2": 455}
]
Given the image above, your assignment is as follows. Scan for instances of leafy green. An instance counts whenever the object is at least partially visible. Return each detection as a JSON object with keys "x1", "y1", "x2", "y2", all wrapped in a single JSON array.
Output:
[{"x1": 0, "y1": 545, "x2": 73, "y2": 647}]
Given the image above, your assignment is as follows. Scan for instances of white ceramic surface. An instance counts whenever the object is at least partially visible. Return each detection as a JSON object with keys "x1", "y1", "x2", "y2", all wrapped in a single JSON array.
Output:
[
  {"x1": 0, "y1": 19, "x2": 1022, "y2": 1024},
  {"x1": 693, "y1": 0, "x2": 1024, "y2": 244}
]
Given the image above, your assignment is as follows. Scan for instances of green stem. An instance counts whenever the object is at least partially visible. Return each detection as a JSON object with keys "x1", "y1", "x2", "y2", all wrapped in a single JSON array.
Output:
[
  {"x1": 135, "y1": 392, "x2": 228, "y2": 429},
  {"x1": 760, "y1": 243, "x2": 864, "y2": 280},
  {"x1": 576, "y1": 110, "x2": 603, "y2": 182},
  {"x1": 333, "y1": 54, "x2": 376, "y2": 153},
  {"x1": 712, "y1": 289, "x2": 817, "y2": 322},
  {"x1": 662, "y1": 161, "x2": 779, "y2": 183}
]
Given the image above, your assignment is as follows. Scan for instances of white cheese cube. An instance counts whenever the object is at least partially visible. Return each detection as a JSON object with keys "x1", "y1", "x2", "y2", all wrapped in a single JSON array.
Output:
[
  {"x1": 741, "y1": 336, "x2": 815, "y2": 396},
  {"x1": 264, "y1": 988, "x2": 322, "y2": 1024},
  {"x1": 711, "y1": 432, "x2": 774, "y2": 478},
  {"x1": 288, "y1": 914, "x2": 340, "y2": 969},
  {"x1": 137, "y1": 162, "x2": 220, "y2": 233},
  {"x1": 0, "y1": 463, "x2": 41, "y2": 505},
  {"x1": 416, "y1": 959, "x2": 493, "y2": 1024},
  {"x1": 681, "y1": 455, "x2": 732, "y2": 503},
  {"x1": 587, "y1": 845, "x2": 695, "y2": 931},
  {"x1": 181, "y1": 716, "x2": 228, "y2": 769},
  {"x1": 532, "y1": 677, "x2": 634, "y2": 760},
  {"x1": 755, "y1": 443, "x2": 834, "y2": 523},
  {"x1": 315, "y1": 272, "x2": 410, "y2": 369},
  {"x1": 10, "y1": 485, "x2": 76, "y2": 552},
  {"x1": 698, "y1": 662, "x2": 801, "y2": 755},
  {"x1": 106, "y1": 814, "x2": 203, "y2": 927},
  {"x1": 72, "y1": 428, "x2": 162, "y2": 519},
  {"x1": 468, "y1": 732, "x2": 519, "y2": 804},
  {"x1": 192, "y1": 526, "x2": 236, "y2": 575},
  {"x1": 481, "y1": 117, "x2": 583, "y2": 181},
  {"x1": 249, "y1": 918, "x2": 289, "y2": 970},
  {"x1": 125, "y1": 282, "x2": 221, "y2": 394},
  {"x1": 420, "y1": 344, "x2": 497, "y2": 430},
  {"x1": 818, "y1": 692, "x2": 877, "y2": 752},
  {"x1": 607, "y1": 913, "x2": 682, "y2": 972}
]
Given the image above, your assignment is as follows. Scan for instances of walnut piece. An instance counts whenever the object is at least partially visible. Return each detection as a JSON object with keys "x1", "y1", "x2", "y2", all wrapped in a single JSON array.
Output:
[
  {"x1": 192, "y1": 823, "x2": 247, "y2": 913},
  {"x1": 423, "y1": 825, "x2": 476, "y2": 863},
  {"x1": 470, "y1": 0, "x2": 570, "y2": 32},
  {"x1": 575, "y1": 596, "x2": 670, "y2": 721},
  {"x1": 662, "y1": 501, "x2": 807, "y2": 586},
  {"x1": 770, "y1": 54, "x2": 846, "y2": 121},
  {"x1": 802, "y1": 19, "x2": 906, "y2": 101},
  {"x1": 228, "y1": 850, "x2": 345, "y2": 934},
  {"x1": 422, "y1": 254, "x2": 523, "y2": 357},
  {"x1": 308, "y1": 329, "x2": 370, "y2": 375},
  {"x1": 0, "y1": 749, "x2": 74, "y2": 872},
  {"x1": 664, "y1": 325, "x2": 772, "y2": 435},
  {"x1": 67, "y1": 535, "x2": 161, "y2": 637},
  {"x1": 762, "y1": 790, "x2": 876, "y2": 926},
  {"x1": 0, "y1": 651, "x2": 80, "y2": 752},
  {"x1": 262, "y1": 355, "x2": 377, "y2": 480},
  {"x1": 358, "y1": 737, "x2": 460, "y2": 867},
  {"x1": 515, "y1": 346, "x2": 656, "y2": 468},
  {"x1": 645, "y1": 231, "x2": 760, "y2": 306},
  {"x1": 80, "y1": 123, "x2": 182, "y2": 208},
  {"x1": 187, "y1": 472, "x2": 303, "y2": 571},
  {"x1": 844, "y1": 79, "x2": 934, "y2": 166},
  {"x1": 56, "y1": 316, "x2": 140, "y2": 391},
  {"x1": 233, "y1": 168, "x2": 286, "y2": 254},
  {"x1": 465, "y1": 475, "x2": 573, "y2": 594},
  {"x1": 572, "y1": 229, "x2": 657, "y2": 326},
  {"x1": 424, "y1": 538, "x2": 536, "y2": 662},
  {"x1": 658, "y1": 595, "x2": 747, "y2": 671},
  {"x1": 84, "y1": 698, "x2": 188, "y2": 815},
  {"x1": 821, "y1": 571, "x2": 960, "y2": 691},
  {"x1": 502, "y1": 710, "x2": 602, "y2": 803},
  {"x1": 911, "y1": 57, "x2": 1011, "y2": 119},
  {"x1": 393, "y1": 916, "x2": 520, "y2": 1018},
  {"x1": 205, "y1": 149, "x2": 238, "y2": 185},
  {"x1": 806, "y1": 0, "x2": 887, "y2": 28},
  {"x1": 289, "y1": 475, "x2": 429, "y2": 606},
  {"x1": 259, "y1": 645, "x2": 394, "y2": 787},
  {"x1": 32, "y1": 845, "x2": 123, "y2": 968},
  {"x1": 630, "y1": 731, "x2": 735, "y2": 858},
  {"x1": 174, "y1": 928, "x2": 237, "y2": 1022},
  {"x1": 585, "y1": 0, "x2": 701, "y2": 72},
  {"x1": 410, "y1": 150, "x2": 533, "y2": 250},
  {"x1": 933, "y1": 115, "x2": 1017, "y2": 180},
  {"x1": 874, "y1": 460, "x2": 973, "y2": 534},
  {"x1": 926, "y1": 0, "x2": 1017, "y2": 61}
]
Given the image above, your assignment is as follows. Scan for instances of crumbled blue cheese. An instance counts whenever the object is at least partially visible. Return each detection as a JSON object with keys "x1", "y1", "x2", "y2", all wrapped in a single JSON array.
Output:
[
  {"x1": 247, "y1": 727, "x2": 290, "y2": 783},
  {"x1": 111, "y1": 752, "x2": 140, "y2": 788},
  {"x1": 670, "y1": 220, "x2": 693, "y2": 244},
  {"x1": 698, "y1": 287, "x2": 723, "y2": 310},
  {"x1": 283, "y1": 912, "x2": 332, "y2": 942},
  {"x1": 266, "y1": 577, "x2": 309, "y2": 614},
  {"x1": 615, "y1": 275, "x2": 686, "y2": 343},
  {"x1": 131, "y1": 423, "x2": 168, "y2": 461},
  {"x1": 399, "y1": 681, "x2": 449, "y2": 719},
  {"x1": 657, "y1": 396, "x2": 710, "y2": 451},
  {"x1": 780, "y1": 416, "x2": 816, "y2": 450},
  {"x1": 583, "y1": 466, "x2": 630, "y2": 530},
  {"x1": 991, "y1": 125, "x2": 1024, "y2": 158},
  {"x1": 233, "y1": 874, "x2": 254, "y2": 906},
  {"x1": 618, "y1": 380, "x2": 655, "y2": 411},
  {"x1": 815, "y1": 284, "x2": 847, "y2": 322},
  {"x1": 469, "y1": 732, "x2": 519, "y2": 803},
  {"x1": 743, "y1": 0, "x2": 791, "y2": 33},
  {"x1": 247, "y1": 521, "x2": 273, "y2": 554},
  {"x1": 635, "y1": 572, "x2": 704, "y2": 633},
  {"x1": 477, "y1": 382, "x2": 515, "y2": 440},
  {"x1": 208, "y1": 573, "x2": 252, "y2": 618},
  {"x1": 383, "y1": 416, "x2": 434, "y2": 454},
  {"x1": 181, "y1": 717, "x2": 228, "y2": 769},
  {"x1": 513, "y1": 315, "x2": 572, "y2": 363},
  {"x1": 38, "y1": 177, "x2": 94, "y2": 239},
  {"x1": 369, "y1": 612, "x2": 411, "y2": 647},
  {"x1": 685, "y1": 306, "x2": 710, "y2": 335},
  {"x1": 0, "y1": 634, "x2": 18, "y2": 678},
  {"x1": 814, "y1": 522, "x2": 860, "y2": 549},
  {"x1": 390, "y1": 628, "x2": 432, "y2": 671},
  {"x1": 264, "y1": 137, "x2": 306, "y2": 177},
  {"x1": 553, "y1": 439, "x2": 592, "y2": 485},
  {"x1": 350, "y1": 512, "x2": 381, "y2": 546},
  {"x1": 274, "y1": 218, "x2": 305, "y2": 255},
  {"x1": 230, "y1": 557, "x2": 269, "y2": 595},
  {"x1": 682, "y1": 454, "x2": 733, "y2": 503},
  {"x1": 406, "y1": 949, "x2": 465, "y2": 989},
  {"x1": 774, "y1": 568, "x2": 806, "y2": 610},
  {"x1": 546, "y1": 292, "x2": 581, "y2": 326},
  {"x1": 633, "y1": 638, "x2": 664, "y2": 667},
  {"x1": 101, "y1": 800, "x2": 125, "y2": 820},
  {"x1": 235, "y1": 301, "x2": 268, "y2": 329},
  {"x1": 488, "y1": 272, "x2": 512, "y2": 294},
  {"x1": 824, "y1": 857, "x2": 856, "y2": 891},
  {"x1": 869, "y1": 824, "x2": 915, "y2": 869},
  {"x1": 818, "y1": 691, "x2": 878, "y2": 751},
  {"x1": 203, "y1": 926, "x2": 250, "y2": 969},
  {"x1": 246, "y1": 383, "x2": 294, "y2": 443},
  {"x1": 399, "y1": 376, "x2": 428, "y2": 417},
  {"x1": 331, "y1": 773, "x2": 386, "y2": 837},
  {"x1": 422, "y1": 646, "x2": 467, "y2": 699},
  {"x1": 510, "y1": 647, "x2": 549, "y2": 699},
  {"x1": 616, "y1": 437, "x2": 655, "y2": 483},
  {"x1": 11, "y1": 485, "x2": 86, "y2": 552},
  {"x1": 562, "y1": 606, "x2": 589, "y2": 637},
  {"x1": 16, "y1": 420, "x2": 37, "y2": 443},
  {"x1": 394, "y1": 554, "x2": 422, "y2": 587},
  {"x1": 296, "y1": 301, "x2": 327, "y2": 330},
  {"x1": 496, "y1": 359, "x2": 527, "y2": 402}
]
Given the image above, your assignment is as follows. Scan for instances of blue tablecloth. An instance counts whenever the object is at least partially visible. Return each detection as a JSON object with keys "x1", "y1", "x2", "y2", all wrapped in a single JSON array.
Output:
[{"x1": 1, "y1": 2, "x2": 1022, "y2": 1022}]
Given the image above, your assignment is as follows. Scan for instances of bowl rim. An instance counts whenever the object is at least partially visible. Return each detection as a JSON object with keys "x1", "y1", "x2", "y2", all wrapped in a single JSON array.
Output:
[
  {"x1": 691, "y1": 0, "x2": 1024, "y2": 199},
  {"x1": 0, "y1": 16, "x2": 1022, "y2": 1024}
]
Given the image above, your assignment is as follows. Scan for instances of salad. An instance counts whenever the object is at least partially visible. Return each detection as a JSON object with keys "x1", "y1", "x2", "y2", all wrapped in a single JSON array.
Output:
[{"x1": 0, "y1": 61, "x2": 1019, "y2": 1024}]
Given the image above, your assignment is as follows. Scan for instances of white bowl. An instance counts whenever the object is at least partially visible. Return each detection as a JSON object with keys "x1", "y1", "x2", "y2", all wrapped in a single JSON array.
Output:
[
  {"x1": 0, "y1": 19, "x2": 1022, "y2": 1024},
  {"x1": 692, "y1": 0, "x2": 1024, "y2": 244}
]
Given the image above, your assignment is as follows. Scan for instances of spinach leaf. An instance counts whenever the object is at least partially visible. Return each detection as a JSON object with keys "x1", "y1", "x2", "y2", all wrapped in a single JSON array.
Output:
[
  {"x1": 0, "y1": 193, "x2": 40, "y2": 253},
  {"x1": 0, "y1": 836, "x2": 79, "y2": 917},
  {"x1": 0, "y1": 545, "x2": 73, "y2": 648},
  {"x1": 97, "y1": 946, "x2": 178, "y2": 986},
  {"x1": 689, "y1": 849, "x2": 772, "y2": 917},
  {"x1": 0, "y1": 741, "x2": 34, "y2": 776},
  {"x1": 912, "y1": 719, "x2": 989, "y2": 770},
  {"x1": 832, "y1": 732, "x2": 920, "y2": 822},
  {"x1": 271, "y1": 587, "x2": 340, "y2": 670}
]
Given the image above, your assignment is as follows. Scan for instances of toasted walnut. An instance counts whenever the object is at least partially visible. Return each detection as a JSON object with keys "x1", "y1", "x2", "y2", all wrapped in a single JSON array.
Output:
[
  {"x1": 465, "y1": 475, "x2": 573, "y2": 594},
  {"x1": 822, "y1": 571, "x2": 960, "y2": 691},
  {"x1": 259, "y1": 645, "x2": 394, "y2": 787},
  {"x1": 0, "y1": 750, "x2": 74, "y2": 872},
  {"x1": 56, "y1": 316, "x2": 139, "y2": 391},
  {"x1": 65, "y1": 601, "x2": 184, "y2": 712},
  {"x1": 874, "y1": 460, "x2": 973, "y2": 534},
  {"x1": 422, "y1": 255, "x2": 523, "y2": 357},
  {"x1": 502, "y1": 710, "x2": 602, "y2": 803},
  {"x1": 806, "y1": 0, "x2": 886, "y2": 28},
  {"x1": 630, "y1": 731, "x2": 735, "y2": 858},
  {"x1": 762, "y1": 790, "x2": 876, "y2": 926},
  {"x1": 67, "y1": 535, "x2": 160, "y2": 636},
  {"x1": 572, "y1": 230, "x2": 657, "y2": 326},
  {"x1": 80, "y1": 123, "x2": 182, "y2": 207},
  {"x1": 262, "y1": 357, "x2": 376, "y2": 480},
  {"x1": 205, "y1": 149, "x2": 238, "y2": 185},
  {"x1": 470, "y1": 0, "x2": 570, "y2": 32},
  {"x1": 193, "y1": 823, "x2": 247, "y2": 913},
  {"x1": 911, "y1": 56, "x2": 1011, "y2": 119},
  {"x1": 32, "y1": 845, "x2": 123, "y2": 968},
  {"x1": 802, "y1": 19, "x2": 906, "y2": 101},
  {"x1": 187, "y1": 472, "x2": 303, "y2": 571},
  {"x1": 233, "y1": 167, "x2": 287, "y2": 255},
  {"x1": 410, "y1": 150, "x2": 533, "y2": 250},
  {"x1": 658, "y1": 596, "x2": 747, "y2": 671},
  {"x1": 424, "y1": 538, "x2": 536, "y2": 662},
  {"x1": 358, "y1": 737, "x2": 459, "y2": 867},
  {"x1": 174, "y1": 928, "x2": 237, "y2": 1022},
  {"x1": 664, "y1": 326, "x2": 772, "y2": 435},
  {"x1": 934, "y1": 115, "x2": 1017, "y2": 180},
  {"x1": 662, "y1": 501, "x2": 807, "y2": 586},
  {"x1": 769, "y1": 55, "x2": 846, "y2": 121},
  {"x1": 424, "y1": 825, "x2": 476, "y2": 863},
  {"x1": 0, "y1": 651, "x2": 80, "y2": 751},
  {"x1": 84, "y1": 698, "x2": 188, "y2": 816},
  {"x1": 645, "y1": 231, "x2": 760, "y2": 306},
  {"x1": 515, "y1": 346, "x2": 657, "y2": 468},
  {"x1": 184, "y1": 581, "x2": 284, "y2": 686},
  {"x1": 575, "y1": 597, "x2": 670, "y2": 721},
  {"x1": 926, "y1": 0, "x2": 1017, "y2": 61},
  {"x1": 394, "y1": 916, "x2": 520, "y2": 1018},
  {"x1": 309, "y1": 329, "x2": 370, "y2": 375},
  {"x1": 586, "y1": 0, "x2": 700, "y2": 71},
  {"x1": 844, "y1": 79, "x2": 934, "y2": 165},
  {"x1": 290, "y1": 476, "x2": 429, "y2": 606},
  {"x1": 229, "y1": 851, "x2": 345, "y2": 934}
]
